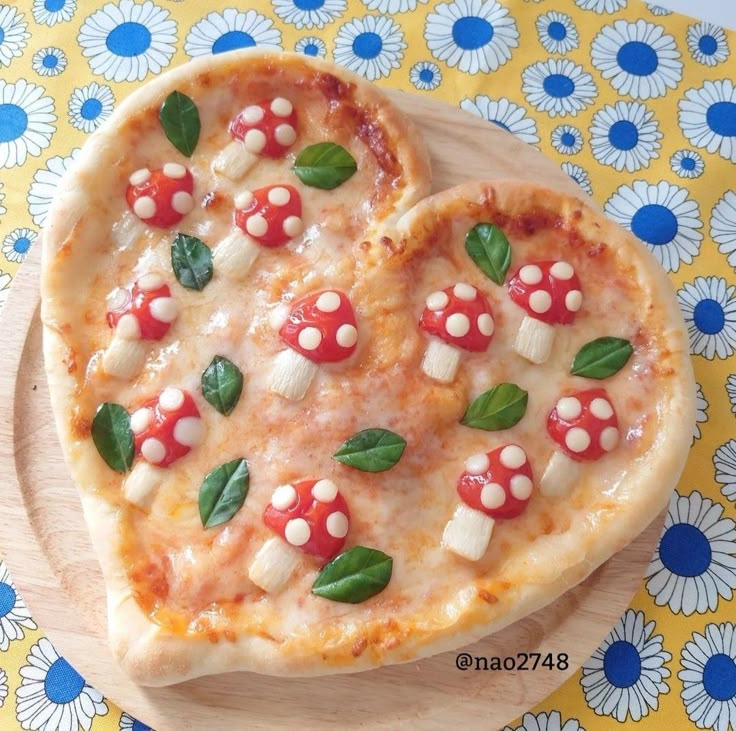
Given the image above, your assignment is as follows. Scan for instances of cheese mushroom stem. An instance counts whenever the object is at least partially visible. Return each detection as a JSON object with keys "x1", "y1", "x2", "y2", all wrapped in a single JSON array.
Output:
[
  {"x1": 248, "y1": 537, "x2": 301, "y2": 593},
  {"x1": 213, "y1": 229, "x2": 261, "y2": 277},
  {"x1": 421, "y1": 338, "x2": 462, "y2": 383},
  {"x1": 442, "y1": 504, "x2": 495, "y2": 561},
  {"x1": 539, "y1": 450, "x2": 581, "y2": 498},
  {"x1": 123, "y1": 462, "x2": 162, "y2": 510},
  {"x1": 513, "y1": 316, "x2": 556, "y2": 365},
  {"x1": 270, "y1": 348, "x2": 319, "y2": 401},
  {"x1": 102, "y1": 330, "x2": 146, "y2": 380},
  {"x1": 212, "y1": 140, "x2": 258, "y2": 181}
]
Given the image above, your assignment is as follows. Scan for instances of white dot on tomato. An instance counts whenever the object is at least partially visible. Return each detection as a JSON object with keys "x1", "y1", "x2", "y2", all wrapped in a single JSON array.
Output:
[
  {"x1": 519, "y1": 264, "x2": 542, "y2": 285},
  {"x1": 312, "y1": 479, "x2": 338, "y2": 502},
  {"x1": 464, "y1": 453, "x2": 490, "y2": 475},
  {"x1": 336, "y1": 323, "x2": 358, "y2": 348},
  {"x1": 274, "y1": 124, "x2": 296, "y2": 147},
  {"x1": 480, "y1": 482, "x2": 506, "y2": 510},
  {"x1": 425, "y1": 291, "x2": 449, "y2": 311},
  {"x1": 565, "y1": 290, "x2": 582, "y2": 313},
  {"x1": 235, "y1": 191, "x2": 254, "y2": 210},
  {"x1": 267, "y1": 187, "x2": 291, "y2": 207},
  {"x1": 600, "y1": 426, "x2": 619, "y2": 452},
  {"x1": 565, "y1": 427, "x2": 591, "y2": 453},
  {"x1": 244, "y1": 128, "x2": 267, "y2": 154},
  {"x1": 298, "y1": 326, "x2": 322, "y2": 351},
  {"x1": 173, "y1": 417, "x2": 204, "y2": 448},
  {"x1": 130, "y1": 407, "x2": 153, "y2": 435},
  {"x1": 149, "y1": 297, "x2": 178, "y2": 323},
  {"x1": 529, "y1": 290, "x2": 552, "y2": 314},
  {"x1": 326, "y1": 511, "x2": 349, "y2": 539},
  {"x1": 316, "y1": 291, "x2": 341, "y2": 313},
  {"x1": 128, "y1": 168, "x2": 151, "y2": 186},
  {"x1": 556, "y1": 396, "x2": 582, "y2": 421},
  {"x1": 159, "y1": 387, "x2": 184, "y2": 412},
  {"x1": 510, "y1": 474, "x2": 533, "y2": 501},
  {"x1": 445, "y1": 312, "x2": 470, "y2": 338},
  {"x1": 163, "y1": 162, "x2": 187, "y2": 180},
  {"x1": 284, "y1": 518, "x2": 311, "y2": 547},
  {"x1": 590, "y1": 397, "x2": 614, "y2": 420},
  {"x1": 271, "y1": 484, "x2": 298, "y2": 511},
  {"x1": 477, "y1": 313, "x2": 494, "y2": 336},
  {"x1": 242, "y1": 105, "x2": 264, "y2": 125},
  {"x1": 141, "y1": 437, "x2": 166, "y2": 465},
  {"x1": 550, "y1": 261, "x2": 574, "y2": 280},
  {"x1": 171, "y1": 191, "x2": 194, "y2": 215},
  {"x1": 246, "y1": 214, "x2": 269, "y2": 238},
  {"x1": 133, "y1": 196, "x2": 156, "y2": 220},
  {"x1": 137, "y1": 273, "x2": 164, "y2": 292},
  {"x1": 270, "y1": 98, "x2": 293, "y2": 118},
  {"x1": 453, "y1": 283, "x2": 476, "y2": 301},
  {"x1": 282, "y1": 215, "x2": 303, "y2": 238},
  {"x1": 500, "y1": 445, "x2": 527, "y2": 470}
]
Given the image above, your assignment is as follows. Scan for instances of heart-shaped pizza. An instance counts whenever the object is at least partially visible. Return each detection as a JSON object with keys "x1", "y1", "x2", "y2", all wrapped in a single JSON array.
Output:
[{"x1": 41, "y1": 50, "x2": 695, "y2": 686}]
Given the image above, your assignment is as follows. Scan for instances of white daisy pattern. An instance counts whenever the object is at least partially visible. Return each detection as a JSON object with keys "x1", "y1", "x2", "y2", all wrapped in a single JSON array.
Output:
[
  {"x1": 78, "y1": 0, "x2": 177, "y2": 82},
  {"x1": 589, "y1": 101, "x2": 661, "y2": 172},
  {"x1": 503, "y1": 710, "x2": 586, "y2": 731},
  {"x1": 678, "y1": 276, "x2": 736, "y2": 360},
  {"x1": 581, "y1": 609, "x2": 670, "y2": 722},
  {"x1": 120, "y1": 712, "x2": 152, "y2": 730},
  {"x1": 362, "y1": 0, "x2": 428, "y2": 14},
  {"x1": 185, "y1": 9, "x2": 281, "y2": 58},
  {"x1": 646, "y1": 490, "x2": 736, "y2": 615},
  {"x1": 0, "y1": 271, "x2": 11, "y2": 311},
  {"x1": 0, "y1": 7, "x2": 29, "y2": 68},
  {"x1": 694, "y1": 383, "x2": 708, "y2": 441},
  {"x1": 16, "y1": 637, "x2": 108, "y2": 731},
  {"x1": 27, "y1": 149, "x2": 81, "y2": 227},
  {"x1": 536, "y1": 11, "x2": 578, "y2": 55},
  {"x1": 562, "y1": 161, "x2": 593, "y2": 196},
  {"x1": 31, "y1": 47, "x2": 68, "y2": 77},
  {"x1": 32, "y1": 0, "x2": 77, "y2": 27},
  {"x1": 272, "y1": 0, "x2": 346, "y2": 31},
  {"x1": 0, "y1": 182, "x2": 6, "y2": 220},
  {"x1": 687, "y1": 22, "x2": 729, "y2": 67},
  {"x1": 727, "y1": 377, "x2": 736, "y2": 415},
  {"x1": 0, "y1": 79, "x2": 56, "y2": 169},
  {"x1": 551, "y1": 124, "x2": 583, "y2": 154},
  {"x1": 0, "y1": 562, "x2": 36, "y2": 651},
  {"x1": 2, "y1": 228, "x2": 37, "y2": 264},
  {"x1": 670, "y1": 149, "x2": 705, "y2": 179},
  {"x1": 333, "y1": 15, "x2": 405, "y2": 82},
  {"x1": 0, "y1": 668, "x2": 7, "y2": 707},
  {"x1": 294, "y1": 36, "x2": 327, "y2": 57},
  {"x1": 647, "y1": 4, "x2": 672, "y2": 15},
  {"x1": 68, "y1": 82, "x2": 115, "y2": 133},
  {"x1": 714, "y1": 440, "x2": 736, "y2": 503},
  {"x1": 424, "y1": 0, "x2": 519, "y2": 75},
  {"x1": 460, "y1": 95, "x2": 539, "y2": 145},
  {"x1": 574, "y1": 0, "x2": 626, "y2": 13},
  {"x1": 711, "y1": 191, "x2": 736, "y2": 269},
  {"x1": 410, "y1": 61, "x2": 442, "y2": 91},
  {"x1": 679, "y1": 80, "x2": 736, "y2": 164},
  {"x1": 591, "y1": 20, "x2": 683, "y2": 100},
  {"x1": 522, "y1": 58, "x2": 597, "y2": 117},
  {"x1": 679, "y1": 623, "x2": 736, "y2": 731},
  {"x1": 605, "y1": 181, "x2": 702, "y2": 272}
]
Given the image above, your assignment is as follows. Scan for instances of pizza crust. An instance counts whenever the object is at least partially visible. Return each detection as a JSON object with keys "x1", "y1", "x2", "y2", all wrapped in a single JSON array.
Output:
[{"x1": 41, "y1": 52, "x2": 693, "y2": 686}]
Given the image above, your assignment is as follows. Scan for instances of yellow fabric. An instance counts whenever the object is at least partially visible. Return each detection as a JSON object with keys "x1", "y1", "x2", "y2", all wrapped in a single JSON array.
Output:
[{"x1": 0, "y1": 0, "x2": 735, "y2": 729}]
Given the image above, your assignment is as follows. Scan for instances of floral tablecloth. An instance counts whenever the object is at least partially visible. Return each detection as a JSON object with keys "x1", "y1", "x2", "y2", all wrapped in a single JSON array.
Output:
[{"x1": 0, "y1": 0, "x2": 735, "y2": 729}]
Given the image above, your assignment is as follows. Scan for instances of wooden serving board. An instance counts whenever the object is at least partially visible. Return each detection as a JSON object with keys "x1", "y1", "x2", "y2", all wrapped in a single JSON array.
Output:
[{"x1": 0, "y1": 92, "x2": 664, "y2": 731}]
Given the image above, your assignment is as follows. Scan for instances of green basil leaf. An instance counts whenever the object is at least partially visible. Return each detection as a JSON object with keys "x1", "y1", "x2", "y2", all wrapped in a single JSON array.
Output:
[
  {"x1": 332, "y1": 428, "x2": 406, "y2": 472},
  {"x1": 91, "y1": 403, "x2": 134, "y2": 473},
  {"x1": 201, "y1": 356, "x2": 243, "y2": 416},
  {"x1": 464, "y1": 223, "x2": 512, "y2": 285},
  {"x1": 571, "y1": 337, "x2": 633, "y2": 379},
  {"x1": 293, "y1": 142, "x2": 357, "y2": 190},
  {"x1": 461, "y1": 383, "x2": 528, "y2": 431},
  {"x1": 159, "y1": 91, "x2": 200, "y2": 158},
  {"x1": 312, "y1": 546, "x2": 393, "y2": 604},
  {"x1": 199, "y1": 458, "x2": 250, "y2": 529},
  {"x1": 171, "y1": 233, "x2": 213, "y2": 291}
]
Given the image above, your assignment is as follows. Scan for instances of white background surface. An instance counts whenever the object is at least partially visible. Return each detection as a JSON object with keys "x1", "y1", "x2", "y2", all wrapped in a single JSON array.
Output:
[{"x1": 654, "y1": 0, "x2": 736, "y2": 29}]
